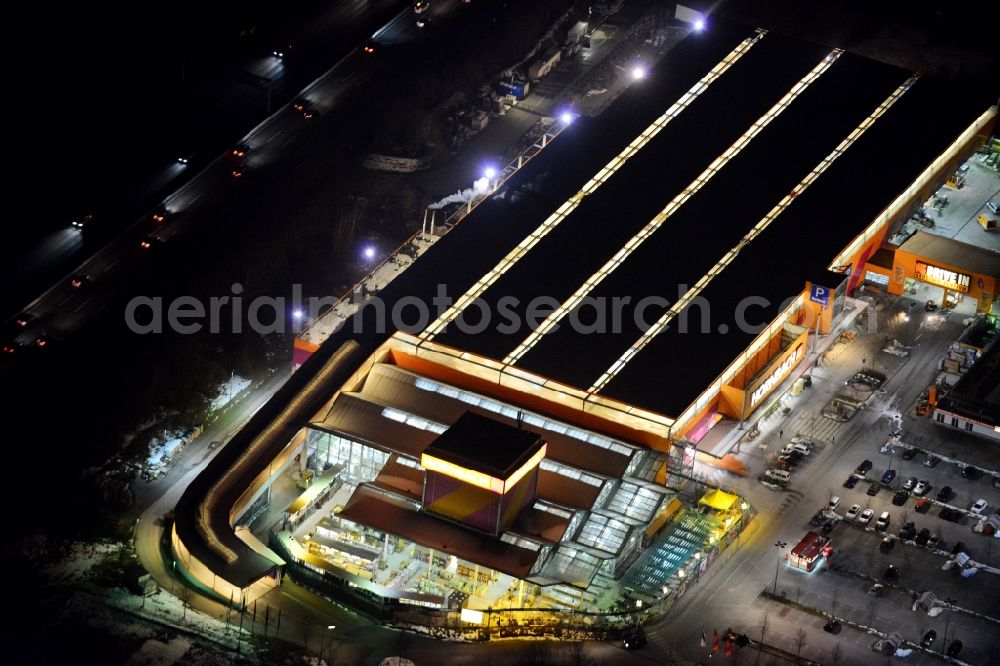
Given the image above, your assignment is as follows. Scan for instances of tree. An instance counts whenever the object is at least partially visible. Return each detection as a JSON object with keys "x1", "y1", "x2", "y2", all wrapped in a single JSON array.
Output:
[
  {"x1": 831, "y1": 643, "x2": 843, "y2": 665},
  {"x1": 755, "y1": 613, "x2": 769, "y2": 665},
  {"x1": 796, "y1": 627, "x2": 807, "y2": 657}
]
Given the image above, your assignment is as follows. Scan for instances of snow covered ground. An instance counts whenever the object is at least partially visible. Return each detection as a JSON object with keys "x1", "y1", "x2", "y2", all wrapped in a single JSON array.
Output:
[{"x1": 209, "y1": 375, "x2": 251, "y2": 412}]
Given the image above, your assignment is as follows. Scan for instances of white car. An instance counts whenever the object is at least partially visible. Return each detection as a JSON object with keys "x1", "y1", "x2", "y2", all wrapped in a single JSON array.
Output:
[
  {"x1": 790, "y1": 435, "x2": 814, "y2": 447},
  {"x1": 858, "y1": 509, "x2": 875, "y2": 526},
  {"x1": 845, "y1": 504, "x2": 862, "y2": 521},
  {"x1": 874, "y1": 511, "x2": 891, "y2": 531},
  {"x1": 971, "y1": 498, "x2": 988, "y2": 515},
  {"x1": 827, "y1": 496, "x2": 841, "y2": 511},
  {"x1": 913, "y1": 479, "x2": 930, "y2": 496},
  {"x1": 783, "y1": 442, "x2": 811, "y2": 456}
]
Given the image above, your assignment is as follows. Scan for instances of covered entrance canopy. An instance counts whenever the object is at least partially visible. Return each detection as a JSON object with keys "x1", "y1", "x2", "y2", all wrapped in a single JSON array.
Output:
[
  {"x1": 698, "y1": 488, "x2": 739, "y2": 512},
  {"x1": 890, "y1": 231, "x2": 1000, "y2": 314}
]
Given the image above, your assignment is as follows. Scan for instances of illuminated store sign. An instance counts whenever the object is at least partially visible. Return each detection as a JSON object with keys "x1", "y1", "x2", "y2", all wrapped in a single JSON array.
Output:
[
  {"x1": 421, "y1": 444, "x2": 547, "y2": 494},
  {"x1": 915, "y1": 262, "x2": 970, "y2": 293},
  {"x1": 750, "y1": 344, "x2": 804, "y2": 408}
]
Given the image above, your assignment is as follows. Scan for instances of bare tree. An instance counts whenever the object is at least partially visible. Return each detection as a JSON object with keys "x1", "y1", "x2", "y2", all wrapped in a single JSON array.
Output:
[
  {"x1": 795, "y1": 627, "x2": 807, "y2": 657},
  {"x1": 866, "y1": 598, "x2": 878, "y2": 627},
  {"x1": 830, "y1": 585, "x2": 840, "y2": 616},
  {"x1": 831, "y1": 643, "x2": 842, "y2": 666}
]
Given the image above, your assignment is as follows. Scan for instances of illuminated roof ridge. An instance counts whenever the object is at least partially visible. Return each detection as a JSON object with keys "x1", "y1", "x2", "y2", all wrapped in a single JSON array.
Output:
[
  {"x1": 588, "y1": 72, "x2": 919, "y2": 394},
  {"x1": 502, "y1": 48, "x2": 845, "y2": 367},
  {"x1": 418, "y1": 29, "x2": 768, "y2": 342}
]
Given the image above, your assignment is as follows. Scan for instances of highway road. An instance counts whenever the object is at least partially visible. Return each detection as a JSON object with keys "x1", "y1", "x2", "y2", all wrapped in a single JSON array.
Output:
[{"x1": 1, "y1": 0, "x2": 420, "y2": 332}]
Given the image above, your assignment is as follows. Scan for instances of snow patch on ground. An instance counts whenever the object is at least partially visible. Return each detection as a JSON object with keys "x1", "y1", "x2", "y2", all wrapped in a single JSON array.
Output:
[
  {"x1": 210, "y1": 375, "x2": 251, "y2": 412},
  {"x1": 43, "y1": 540, "x2": 120, "y2": 582}
]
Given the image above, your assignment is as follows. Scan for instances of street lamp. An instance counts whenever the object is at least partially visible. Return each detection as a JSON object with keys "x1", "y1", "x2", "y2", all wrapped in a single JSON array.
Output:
[
  {"x1": 772, "y1": 541, "x2": 788, "y2": 596},
  {"x1": 559, "y1": 110, "x2": 575, "y2": 125},
  {"x1": 942, "y1": 598, "x2": 955, "y2": 655},
  {"x1": 483, "y1": 166, "x2": 497, "y2": 180},
  {"x1": 362, "y1": 245, "x2": 376, "y2": 261},
  {"x1": 631, "y1": 65, "x2": 647, "y2": 80},
  {"x1": 694, "y1": 19, "x2": 706, "y2": 31},
  {"x1": 634, "y1": 599, "x2": 642, "y2": 630}
]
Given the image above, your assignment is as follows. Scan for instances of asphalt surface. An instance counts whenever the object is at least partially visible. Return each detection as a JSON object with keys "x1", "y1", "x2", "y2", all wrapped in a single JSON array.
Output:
[
  {"x1": 3, "y1": 0, "x2": 413, "y2": 319},
  {"x1": 1, "y1": 1, "x2": 476, "y2": 356},
  {"x1": 637, "y1": 297, "x2": 998, "y2": 665}
]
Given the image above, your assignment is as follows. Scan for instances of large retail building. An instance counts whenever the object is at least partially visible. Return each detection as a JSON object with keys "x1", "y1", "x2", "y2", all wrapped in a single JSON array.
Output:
[{"x1": 172, "y1": 21, "x2": 997, "y2": 616}]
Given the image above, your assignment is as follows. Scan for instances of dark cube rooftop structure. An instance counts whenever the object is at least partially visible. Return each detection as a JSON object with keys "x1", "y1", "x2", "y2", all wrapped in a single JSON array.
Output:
[{"x1": 423, "y1": 412, "x2": 544, "y2": 479}]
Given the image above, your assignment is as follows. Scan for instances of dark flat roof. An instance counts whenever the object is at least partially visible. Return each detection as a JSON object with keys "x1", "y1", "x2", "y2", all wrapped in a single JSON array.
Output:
[
  {"x1": 603, "y1": 74, "x2": 990, "y2": 415},
  {"x1": 938, "y1": 339, "x2": 1000, "y2": 424},
  {"x1": 338, "y1": 485, "x2": 541, "y2": 579},
  {"x1": 898, "y1": 231, "x2": 1000, "y2": 278},
  {"x1": 424, "y1": 411, "x2": 542, "y2": 478},
  {"x1": 520, "y1": 50, "x2": 904, "y2": 388}
]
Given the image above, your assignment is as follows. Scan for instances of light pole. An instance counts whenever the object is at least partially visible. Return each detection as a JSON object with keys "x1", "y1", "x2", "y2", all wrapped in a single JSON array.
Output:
[
  {"x1": 942, "y1": 598, "x2": 955, "y2": 655},
  {"x1": 634, "y1": 599, "x2": 642, "y2": 631},
  {"x1": 772, "y1": 541, "x2": 788, "y2": 596}
]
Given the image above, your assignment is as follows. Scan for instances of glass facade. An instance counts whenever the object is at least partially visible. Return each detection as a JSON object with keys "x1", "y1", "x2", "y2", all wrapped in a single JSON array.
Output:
[{"x1": 306, "y1": 429, "x2": 390, "y2": 484}]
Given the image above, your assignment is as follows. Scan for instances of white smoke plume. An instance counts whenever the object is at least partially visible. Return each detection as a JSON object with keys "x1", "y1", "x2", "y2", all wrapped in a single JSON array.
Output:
[{"x1": 427, "y1": 177, "x2": 492, "y2": 209}]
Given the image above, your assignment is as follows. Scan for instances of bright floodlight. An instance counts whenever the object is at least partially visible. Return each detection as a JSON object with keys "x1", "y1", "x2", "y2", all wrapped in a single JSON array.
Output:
[
  {"x1": 363, "y1": 246, "x2": 376, "y2": 260},
  {"x1": 560, "y1": 111, "x2": 574, "y2": 125},
  {"x1": 292, "y1": 309, "x2": 304, "y2": 319},
  {"x1": 694, "y1": 19, "x2": 705, "y2": 31},
  {"x1": 483, "y1": 166, "x2": 497, "y2": 179},
  {"x1": 631, "y1": 65, "x2": 646, "y2": 80}
]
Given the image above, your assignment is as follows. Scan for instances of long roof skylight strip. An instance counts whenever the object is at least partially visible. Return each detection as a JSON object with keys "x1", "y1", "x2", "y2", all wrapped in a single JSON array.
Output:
[
  {"x1": 504, "y1": 49, "x2": 844, "y2": 367},
  {"x1": 419, "y1": 30, "x2": 767, "y2": 341},
  {"x1": 588, "y1": 73, "x2": 918, "y2": 394}
]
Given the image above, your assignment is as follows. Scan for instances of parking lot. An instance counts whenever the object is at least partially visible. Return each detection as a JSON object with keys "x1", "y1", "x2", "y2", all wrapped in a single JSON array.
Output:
[{"x1": 731, "y1": 289, "x2": 1000, "y2": 664}]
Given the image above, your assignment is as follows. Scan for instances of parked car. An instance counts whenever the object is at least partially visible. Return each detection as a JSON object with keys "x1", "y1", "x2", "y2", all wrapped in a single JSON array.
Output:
[
  {"x1": 952, "y1": 541, "x2": 968, "y2": 555},
  {"x1": 858, "y1": 509, "x2": 875, "y2": 526},
  {"x1": 783, "y1": 450, "x2": 805, "y2": 464},
  {"x1": 920, "y1": 630, "x2": 936, "y2": 648},
  {"x1": 992, "y1": 476, "x2": 1000, "y2": 489},
  {"x1": 971, "y1": 498, "x2": 988, "y2": 515},
  {"x1": 880, "y1": 469, "x2": 897, "y2": 485},
  {"x1": 874, "y1": 511, "x2": 891, "y2": 531},
  {"x1": 915, "y1": 528, "x2": 931, "y2": 546},
  {"x1": 856, "y1": 459, "x2": 873, "y2": 475},
  {"x1": 961, "y1": 465, "x2": 983, "y2": 480},
  {"x1": 927, "y1": 533, "x2": 941, "y2": 549},
  {"x1": 810, "y1": 511, "x2": 825, "y2": 527},
  {"x1": 868, "y1": 583, "x2": 885, "y2": 596},
  {"x1": 899, "y1": 522, "x2": 916, "y2": 540},
  {"x1": 823, "y1": 619, "x2": 841, "y2": 634},
  {"x1": 821, "y1": 519, "x2": 836, "y2": 534},
  {"x1": 775, "y1": 458, "x2": 794, "y2": 471},
  {"x1": 913, "y1": 479, "x2": 930, "y2": 496},
  {"x1": 782, "y1": 443, "x2": 811, "y2": 457},
  {"x1": 939, "y1": 507, "x2": 961, "y2": 522},
  {"x1": 866, "y1": 482, "x2": 881, "y2": 497},
  {"x1": 946, "y1": 639, "x2": 962, "y2": 658},
  {"x1": 936, "y1": 486, "x2": 953, "y2": 502},
  {"x1": 924, "y1": 455, "x2": 940, "y2": 468},
  {"x1": 843, "y1": 475, "x2": 860, "y2": 489},
  {"x1": 880, "y1": 536, "x2": 896, "y2": 553},
  {"x1": 845, "y1": 504, "x2": 862, "y2": 522},
  {"x1": 882, "y1": 565, "x2": 899, "y2": 581},
  {"x1": 891, "y1": 490, "x2": 909, "y2": 506},
  {"x1": 790, "y1": 435, "x2": 814, "y2": 447},
  {"x1": 915, "y1": 497, "x2": 931, "y2": 513},
  {"x1": 903, "y1": 476, "x2": 918, "y2": 491},
  {"x1": 901, "y1": 447, "x2": 920, "y2": 461},
  {"x1": 778, "y1": 453, "x2": 802, "y2": 468},
  {"x1": 827, "y1": 496, "x2": 841, "y2": 511}
]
